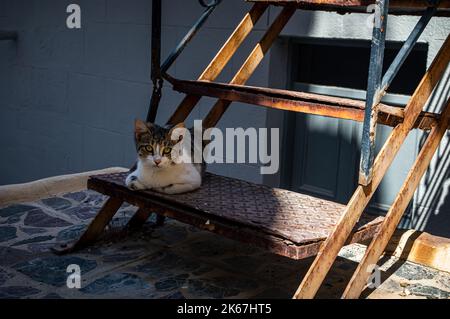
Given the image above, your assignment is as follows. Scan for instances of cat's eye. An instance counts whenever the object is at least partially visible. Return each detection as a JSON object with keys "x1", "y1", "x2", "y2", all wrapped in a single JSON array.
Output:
[
  {"x1": 144, "y1": 145, "x2": 153, "y2": 153},
  {"x1": 163, "y1": 147, "x2": 172, "y2": 155}
]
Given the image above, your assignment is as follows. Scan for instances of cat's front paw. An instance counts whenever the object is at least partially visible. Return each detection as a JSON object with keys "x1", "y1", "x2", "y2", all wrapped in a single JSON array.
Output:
[
  {"x1": 153, "y1": 184, "x2": 173, "y2": 194},
  {"x1": 125, "y1": 174, "x2": 146, "y2": 191},
  {"x1": 154, "y1": 183, "x2": 200, "y2": 194}
]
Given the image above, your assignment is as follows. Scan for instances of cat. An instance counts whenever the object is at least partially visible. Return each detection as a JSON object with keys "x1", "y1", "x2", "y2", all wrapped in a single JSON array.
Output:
[{"x1": 125, "y1": 119, "x2": 205, "y2": 194}]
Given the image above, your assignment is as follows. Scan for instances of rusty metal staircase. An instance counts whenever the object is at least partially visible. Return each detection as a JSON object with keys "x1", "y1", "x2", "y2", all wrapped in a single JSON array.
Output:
[{"x1": 54, "y1": 0, "x2": 450, "y2": 299}]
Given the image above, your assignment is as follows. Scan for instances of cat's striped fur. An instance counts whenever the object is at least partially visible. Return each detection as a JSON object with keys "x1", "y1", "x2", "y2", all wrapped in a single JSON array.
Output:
[{"x1": 126, "y1": 119, "x2": 205, "y2": 194}]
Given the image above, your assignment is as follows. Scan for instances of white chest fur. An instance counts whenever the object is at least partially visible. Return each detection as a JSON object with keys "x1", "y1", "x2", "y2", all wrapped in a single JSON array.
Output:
[{"x1": 125, "y1": 159, "x2": 202, "y2": 194}]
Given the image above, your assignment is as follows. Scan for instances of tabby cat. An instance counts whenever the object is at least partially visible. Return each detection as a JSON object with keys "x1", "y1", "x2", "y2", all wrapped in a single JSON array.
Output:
[{"x1": 125, "y1": 119, "x2": 205, "y2": 194}]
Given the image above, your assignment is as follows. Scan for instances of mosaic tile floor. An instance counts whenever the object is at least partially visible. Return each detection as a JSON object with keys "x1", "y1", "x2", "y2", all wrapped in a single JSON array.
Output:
[{"x1": 0, "y1": 190, "x2": 449, "y2": 299}]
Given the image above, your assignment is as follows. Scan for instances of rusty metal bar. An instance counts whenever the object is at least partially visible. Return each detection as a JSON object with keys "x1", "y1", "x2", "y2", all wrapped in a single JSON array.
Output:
[
  {"x1": 126, "y1": 208, "x2": 153, "y2": 230},
  {"x1": 166, "y1": 2, "x2": 268, "y2": 125},
  {"x1": 343, "y1": 95, "x2": 450, "y2": 299},
  {"x1": 203, "y1": 5, "x2": 296, "y2": 128},
  {"x1": 173, "y1": 79, "x2": 442, "y2": 130},
  {"x1": 360, "y1": 0, "x2": 437, "y2": 185},
  {"x1": 381, "y1": 4, "x2": 437, "y2": 91},
  {"x1": 294, "y1": 34, "x2": 450, "y2": 299},
  {"x1": 146, "y1": 0, "x2": 222, "y2": 123},
  {"x1": 160, "y1": 0, "x2": 222, "y2": 74},
  {"x1": 146, "y1": 0, "x2": 163, "y2": 122},
  {"x1": 245, "y1": 0, "x2": 448, "y2": 5},
  {"x1": 359, "y1": 0, "x2": 389, "y2": 186},
  {"x1": 52, "y1": 197, "x2": 123, "y2": 254},
  {"x1": 245, "y1": 0, "x2": 450, "y2": 11}
]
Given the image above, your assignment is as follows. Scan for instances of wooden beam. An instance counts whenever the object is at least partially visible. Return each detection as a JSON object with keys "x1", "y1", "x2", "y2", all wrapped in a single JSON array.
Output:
[
  {"x1": 342, "y1": 95, "x2": 450, "y2": 299},
  {"x1": 52, "y1": 196, "x2": 123, "y2": 254},
  {"x1": 203, "y1": 5, "x2": 296, "y2": 128},
  {"x1": 293, "y1": 34, "x2": 450, "y2": 299},
  {"x1": 167, "y1": 2, "x2": 268, "y2": 125}
]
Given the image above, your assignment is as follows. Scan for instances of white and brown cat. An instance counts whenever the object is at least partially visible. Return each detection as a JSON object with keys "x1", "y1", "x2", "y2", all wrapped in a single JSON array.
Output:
[{"x1": 125, "y1": 119, "x2": 205, "y2": 194}]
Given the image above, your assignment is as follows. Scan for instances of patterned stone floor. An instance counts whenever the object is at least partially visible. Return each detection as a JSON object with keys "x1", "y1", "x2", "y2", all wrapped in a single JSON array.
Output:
[{"x1": 0, "y1": 190, "x2": 449, "y2": 299}]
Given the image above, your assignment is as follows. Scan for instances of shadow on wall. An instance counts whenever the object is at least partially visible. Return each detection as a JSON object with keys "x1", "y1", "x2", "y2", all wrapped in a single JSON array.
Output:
[{"x1": 401, "y1": 65, "x2": 450, "y2": 237}]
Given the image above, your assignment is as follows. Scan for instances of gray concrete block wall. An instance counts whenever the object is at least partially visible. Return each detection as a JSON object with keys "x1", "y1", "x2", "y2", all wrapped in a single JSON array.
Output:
[{"x1": 0, "y1": 0, "x2": 271, "y2": 185}]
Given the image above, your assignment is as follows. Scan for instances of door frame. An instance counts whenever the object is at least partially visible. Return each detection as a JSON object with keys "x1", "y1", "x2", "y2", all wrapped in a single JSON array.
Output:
[{"x1": 276, "y1": 36, "x2": 418, "y2": 210}]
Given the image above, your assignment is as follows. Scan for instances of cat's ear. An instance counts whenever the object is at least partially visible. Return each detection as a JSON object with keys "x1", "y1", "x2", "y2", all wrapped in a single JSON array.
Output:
[
  {"x1": 134, "y1": 119, "x2": 150, "y2": 138},
  {"x1": 169, "y1": 122, "x2": 185, "y2": 142}
]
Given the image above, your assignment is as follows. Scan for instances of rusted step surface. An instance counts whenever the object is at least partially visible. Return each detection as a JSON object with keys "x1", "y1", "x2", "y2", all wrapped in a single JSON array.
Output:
[
  {"x1": 88, "y1": 172, "x2": 384, "y2": 259},
  {"x1": 246, "y1": 0, "x2": 450, "y2": 16},
  {"x1": 172, "y1": 79, "x2": 439, "y2": 130}
]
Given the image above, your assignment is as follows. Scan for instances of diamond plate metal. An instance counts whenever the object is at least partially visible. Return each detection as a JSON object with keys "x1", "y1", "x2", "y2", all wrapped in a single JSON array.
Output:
[{"x1": 90, "y1": 172, "x2": 381, "y2": 246}]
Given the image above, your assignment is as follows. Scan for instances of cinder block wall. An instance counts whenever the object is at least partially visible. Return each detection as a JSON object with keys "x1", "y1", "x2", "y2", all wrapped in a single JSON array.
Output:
[{"x1": 0, "y1": 0, "x2": 271, "y2": 185}]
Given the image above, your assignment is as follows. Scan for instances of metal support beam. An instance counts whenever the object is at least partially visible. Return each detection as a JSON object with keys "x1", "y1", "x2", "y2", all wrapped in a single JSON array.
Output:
[
  {"x1": 381, "y1": 5, "x2": 437, "y2": 90},
  {"x1": 167, "y1": 2, "x2": 268, "y2": 125},
  {"x1": 126, "y1": 208, "x2": 153, "y2": 230},
  {"x1": 359, "y1": 2, "x2": 437, "y2": 186},
  {"x1": 52, "y1": 197, "x2": 123, "y2": 254},
  {"x1": 203, "y1": 5, "x2": 296, "y2": 128},
  {"x1": 146, "y1": 0, "x2": 222, "y2": 122},
  {"x1": 359, "y1": 0, "x2": 389, "y2": 186},
  {"x1": 146, "y1": 0, "x2": 163, "y2": 122},
  {"x1": 343, "y1": 95, "x2": 450, "y2": 298},
  {"x1": 294, "y1": 35, "x2": 450, "y2": 299},
  {"x1": 161, "y1": 0, "x2": 222, "y2": 74},
  {"x1": 172, "y1": 79, "x2": 443, "y2": 130}
]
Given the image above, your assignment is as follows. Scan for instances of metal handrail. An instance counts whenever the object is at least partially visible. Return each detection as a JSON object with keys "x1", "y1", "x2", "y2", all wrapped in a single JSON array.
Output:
[{"x1": 146, "y1": 0, "x2": 222, "y2": 122}]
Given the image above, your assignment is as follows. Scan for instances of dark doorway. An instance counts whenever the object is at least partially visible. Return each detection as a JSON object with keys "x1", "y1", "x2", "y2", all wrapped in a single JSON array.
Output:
[{"x1": 282, "y1": 37, "x2": 428, "y2": 214}]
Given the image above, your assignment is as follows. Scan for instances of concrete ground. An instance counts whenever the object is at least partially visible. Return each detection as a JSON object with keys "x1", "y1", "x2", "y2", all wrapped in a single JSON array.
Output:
[{"x1": 0, "y1": 188, "x2": 448, "y2": 299}]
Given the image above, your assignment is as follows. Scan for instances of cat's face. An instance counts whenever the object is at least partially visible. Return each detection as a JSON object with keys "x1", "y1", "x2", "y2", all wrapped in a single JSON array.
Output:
[{"x1": 134, "y1": 119, "x2": 184, "y2": 168}]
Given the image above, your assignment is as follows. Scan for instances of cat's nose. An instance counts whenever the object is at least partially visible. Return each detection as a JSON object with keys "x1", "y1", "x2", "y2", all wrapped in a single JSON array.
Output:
[{"x1": 154, "y1": 159, "x2": 161, "y2": 166}]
